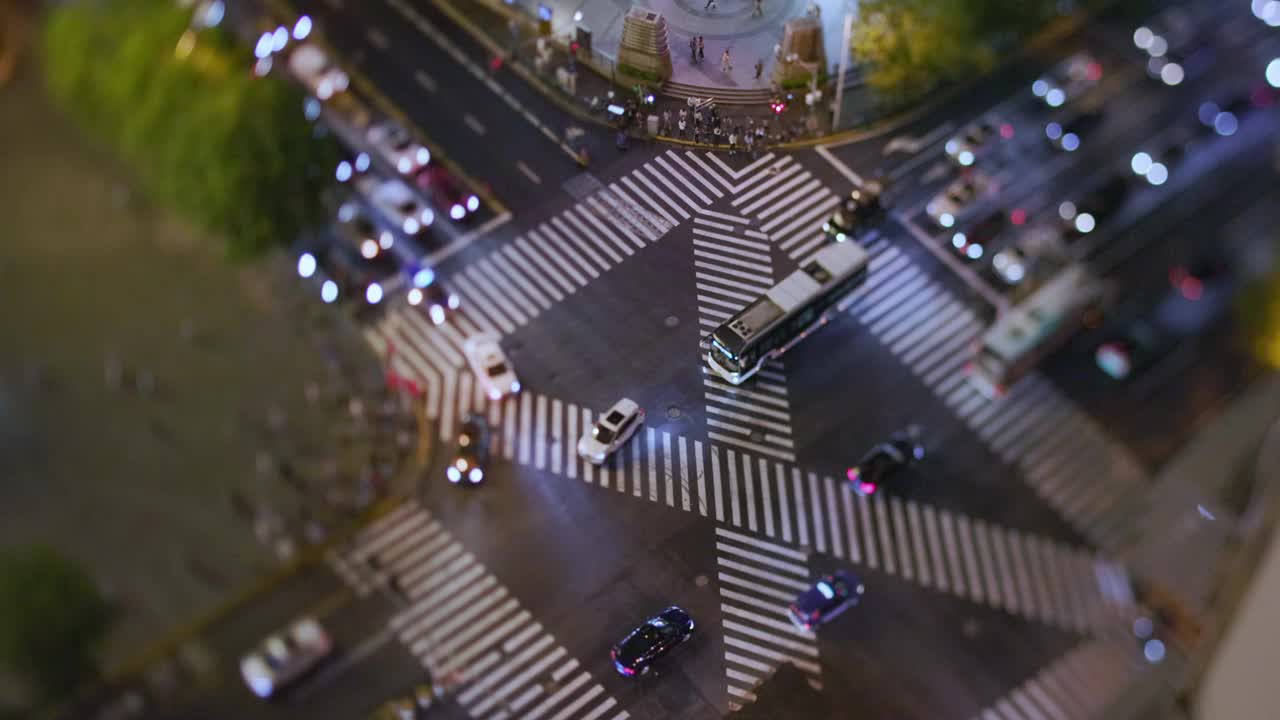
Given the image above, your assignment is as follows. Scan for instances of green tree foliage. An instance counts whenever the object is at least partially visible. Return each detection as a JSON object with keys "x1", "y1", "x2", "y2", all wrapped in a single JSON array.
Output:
[
  {"x1": 43, "y1": 0, "x2": 337, "y2": 259},
  {"x1": 0, "y1": 546, "x2": 113, "y2": 701},
  {"x1": 852, "y1": 0, "x2": 1058, "y2": 104}
]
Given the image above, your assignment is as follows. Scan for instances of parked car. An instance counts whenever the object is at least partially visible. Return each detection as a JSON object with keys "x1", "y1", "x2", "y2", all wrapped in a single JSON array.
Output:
[
  {"x1": 944, "y1": 118, "x2": 1004, "y2": 167},
  {"x1": 298, "y1": 241, "x2": 385, "y2": 306},
  {"x1": 1032, "y1": 52, "x2": 1103, "y2": 108},
  {"x1": 989, "y1": 225, "x2": 1065, "y2": 289},
  {"x1": 240, "y1": 616, "x2": 333, "y2": 699},
  {"x1": 949, "y1": 210, "x2": 1008, "y2": 262},
  {"x1": 823, "y1": 180, "x2": 886, "y2": 241},
  {"x1": 416, "y1": 166, "x2": 481, "y2": 221},
  {"x1": 578, "y1": 398, "x2": 645, "y2": 465},
  {"x1": 1130, "y1": 127, "x2": 1195, "y2": 186},
  {"x1": 336, "y1": 202, "x2": 397, "y2": 267},
  {"x1": 463, "y1": 333, "x2": 520, "y2": 400},
  {"x1": 406, "y1": 269, "x2": 459, "y2": 325},
  {"x1": 846, "y1": 427, "x2": 926, "y2": 497},
  {"x1": 1095, "y1": 317, "x2": 1178, "y2": 381},
  {"x1": 1057, "y1": 173, "x2": 1131, "y2": 239},
  {"x1": 359, "y1": 176, "x2": 435, "y2": 236},
  {"x1": 286, "y1": 43, "x2": 349, "y2": 101},
  {"x1": 926, "y1": 172, "x2": 993, "y2": 229},
  {"x1": 367, "y1": 122, "x2": 432, "y2": 176},
  {"x1": 1044, "y1": 109, "x2": 1105, "y2": 153},
  {"x1": 788, "y1": 571, "x2": 866, "y2": 631},
  {"x1": 610, "y1": 606, "x2": 695, "y2": 677},
  {"x1": 447, "y1": 415, "x2": 491, "y2": 485},
  {"x1": 1134, "y1": 7, "x2": 1213, "y2": 86}
]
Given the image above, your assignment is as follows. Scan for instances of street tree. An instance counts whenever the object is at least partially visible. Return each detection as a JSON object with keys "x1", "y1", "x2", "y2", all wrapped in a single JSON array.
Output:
[
  {"x1": 43, "y1": 0, "x2": 337, "y2": 259},
  {"x1": 0, "y1": 546, "x2": 113, "y2": 701},
  {"x1": 1239, "y1": 264, "x2": 1280, "y2": 369},
  {"x1": 852, "y1": 0, "x2": 996, "y2": 104}
]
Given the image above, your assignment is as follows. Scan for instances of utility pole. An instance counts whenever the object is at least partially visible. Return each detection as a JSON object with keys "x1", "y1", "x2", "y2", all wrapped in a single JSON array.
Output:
[{"x1": 832, "y1": 1, "x2": 859, "y2": 130}]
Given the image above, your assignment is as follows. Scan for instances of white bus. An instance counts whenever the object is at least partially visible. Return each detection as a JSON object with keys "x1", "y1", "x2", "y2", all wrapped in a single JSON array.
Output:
[
  {"x1": 708, "y1": 242, "x2": 871, "y2": 385},
  {"x1": 967, "y1": 263, "x2": 1110, "y2": 397}
]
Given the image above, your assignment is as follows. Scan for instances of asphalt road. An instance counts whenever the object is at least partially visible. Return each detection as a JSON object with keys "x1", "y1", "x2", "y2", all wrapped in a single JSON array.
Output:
[{"x1": 121, "y1": 0, "x2": 1280, "y2": 718}]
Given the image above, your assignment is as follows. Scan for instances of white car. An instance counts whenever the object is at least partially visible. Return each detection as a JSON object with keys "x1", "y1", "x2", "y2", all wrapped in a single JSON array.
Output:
[
  {"x1": 240, "y1": 616, "x2": 332, "y2": 699},
  {"x1": 577, "y1": 398, "x2": 645, "y2": 465},
  {"x1": 925, "y1": 172, "x2": 992, "y2": 229},
  {"x1": 367, "y1": 122, "x2": 431, "y2": 175},
  {"x1": 1031, "y1": 52, "x2": 1102, "y2": 108},
  {"x1": 944, "y1": 119, "x2": 1001, "y2": 167},
  {"x1": 287, "y1": 43, "x2": 349, "y2": 101},
  {"x1": 464, "y1": 333, "x2": 520, "y2": 400},
  {"x1": 358, "y1": 176, "x2": 434, "y2": 236}
]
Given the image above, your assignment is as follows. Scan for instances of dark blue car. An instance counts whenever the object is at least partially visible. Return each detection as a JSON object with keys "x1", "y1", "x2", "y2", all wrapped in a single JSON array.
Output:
[
  {"x1": 788, "y1": 571, "x2": 865, "y2": 631},
  {"x1": 610, "y1": 606, "x2": 695, "y2": 677}
]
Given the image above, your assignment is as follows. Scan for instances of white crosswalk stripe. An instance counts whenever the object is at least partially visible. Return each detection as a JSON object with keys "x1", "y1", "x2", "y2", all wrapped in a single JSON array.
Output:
[
  {"x1": 691, "y1": 209, "x2": 797, "y2": 462},
  {"x1": 331, "y1": 501, "x2": 627, "y2": 720},
  {"x1": 729, "y1": 155, "x2": 842, "y2": 263},
  {"x1": 367, "y1": 349, "x2": 1134, "y2": 633},
  {"x1": 368, "y1": 150, "x2": 743, "y2": 375},
  {"x1": 714, "y1": 526, "x2": 822, "y2": 710},
  {"x1": 844, "y1": 237, "x2": 1151, "y2": 553},
  {"x1": 969, "y1": 637, "x2": 1148, "y2": 720}
]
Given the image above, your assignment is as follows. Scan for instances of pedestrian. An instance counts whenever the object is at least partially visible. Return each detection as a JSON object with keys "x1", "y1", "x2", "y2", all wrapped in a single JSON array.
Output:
[
  {"x1": 773, "y1": 42, "x2": 782, "y2": 62},
  {"x1": 678, "y1": 114, "x2": 687, "y2": 136},
  {"x1": 728, "y1": 127, "x2": 737, "y2": 155},
  {"x1": 755, "y1": 58, "x2": 764, "y2": 79},
  {"x1": 662, "y1": 109, "x2": 671, "y2": 134},
  {"x1": 704, "y1": 0, "x2": 713, "y2": 9},
  {"x1": 698, "y1": 36, "x2": 705, "y2": 62},
  {"x1": 721, "y1": 48, "x2": 732, "y2": 74},
  {"x1": 753, "y1": 0, "x2": 763, "y2": 17},
  {"x1": 689, "y1": 36, "x2": 697, "y2": 62}
]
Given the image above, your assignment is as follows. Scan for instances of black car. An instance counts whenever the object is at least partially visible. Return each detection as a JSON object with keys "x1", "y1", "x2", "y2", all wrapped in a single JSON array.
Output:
[
  {"x1": 823, "y1": 180, "x2": 886, "y2": 241},
  {"x1": 1095, "y1": 317, "x2": 1177, "y2": 382},
  {"x1": 949, "y1": 210, "x2": 1008, "y2": 262},
  {"x1": 846, "y1": 427, "x2": 925, "y2": 497},
  {"x1": 610, "y1": 606, "x2": 695, "y2": 677},
  {"x1": 300, "y1": 241, "x2": 384, "y2": 306},
  {"x1": 446, "y1": 415, "x2": 490, "y2": 485},
  {"x1": 788, "y1": 571, "x2": 865, "y2": 631},
  {"x1": 1058, "y1": 173, "x2": 1130, "y2": 239},
  {"x1": 1044, "y1": 109, "x2": 1104, "y2": 153}
]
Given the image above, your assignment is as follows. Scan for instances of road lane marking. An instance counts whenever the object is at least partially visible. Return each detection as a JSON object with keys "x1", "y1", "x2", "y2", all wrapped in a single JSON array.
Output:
[
  {"x1": 367, "y1": 27, "x2": 390, "y2": 50},
  {"x1": 414, "y1": 69, "x2": 437, "y2": 92},
  {"x1": 815, "y1": 144, "x2": 864, "y2": 187},
  {"x1": 515, "y1": 161, "x2": 542, "y2": 184},
  {"x1": 463, "y1": 113, "x2": 487, "y2": 135}
]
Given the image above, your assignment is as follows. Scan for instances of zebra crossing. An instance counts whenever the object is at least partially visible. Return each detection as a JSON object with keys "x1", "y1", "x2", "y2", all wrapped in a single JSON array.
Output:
[
  {"x1": 970, "y1": 637, "x2": 1146, "y2": 720},
  {"x1": 843, "y1": 236, "x2": 1151, "y2": 554},
  {"x1": 714, "y1": 526, "x2": 822, "y2": 709},
  {"x1": 690, "y1": 207, "x2": 797, "y2": 462},
  {"x1": 394, "y1": 148, "x2": 737, "y2": 358},
  {"x1": 362, "y1": 348, "x2": 1134, "y2": 634},
  {"x1": 328, "y1": 501, "x2": 630, "y2": 720},
  {"x1": 730, "y1": 155, "x2": 842, "y2": 265}
]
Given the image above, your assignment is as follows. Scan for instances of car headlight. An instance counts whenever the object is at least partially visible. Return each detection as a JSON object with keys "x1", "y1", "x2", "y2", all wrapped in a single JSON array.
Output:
[
  {"x1": 467, "y1": 196, "x2": 480, "y2": 212},
  {"x1": 488, "y1": 388, "x2": 501, "y2": 400},
  {"x1": 468, "y1": 467, "x2": 483, "y2": 483},
  {"x1": 510, "y1": 380, "x2": 521, "y2": 393},
  {"x1": 446, "y1": 466, "x2": 461, "y2": 483},
  {"x1": 398, "y1": 157, "x2": 413, "y2": 174},
  {"x1": 404, "y1": 218, "x2": 420, "y2": 235},
  {"x1": 451, "y1": 204, "x2": 466, "y2": 221}
]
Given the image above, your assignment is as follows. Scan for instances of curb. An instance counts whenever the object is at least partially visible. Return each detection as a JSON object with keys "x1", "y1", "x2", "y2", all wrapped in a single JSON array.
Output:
[
  {"x1": 263, "y1": 0, "x2": 511, "y2": 217},
  {"x1": 37, "y1": 494, "x2": 412, "y2": 720},
  {"x1": 429, "y1": 0, "x2": 609, "y2": 131},
  {"x1": 438, "y1": 0, "x2": 1099, "y2": 154}
]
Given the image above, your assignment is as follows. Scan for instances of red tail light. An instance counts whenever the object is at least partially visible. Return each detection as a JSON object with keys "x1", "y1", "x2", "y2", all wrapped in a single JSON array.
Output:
[{"x1": 859, "y1": 481, "x2": 878, "y2": 495}]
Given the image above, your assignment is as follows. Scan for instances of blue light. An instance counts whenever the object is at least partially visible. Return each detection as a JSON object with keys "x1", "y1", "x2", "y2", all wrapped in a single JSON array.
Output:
[
  {"x1": 1061, "y1": 133, "x2": 1080, "y2": 152},
  {"x1": 321, "y1": 280, "x2": 339, "y2": 303},
  {"x1": 413, "y1": 268, "x2": 435, "y2": 288},
  {"x1": 1267, "y1": 58, "x2": 1280, "y2": 89},
  {"x1": 1144, "y1": 638, "x2": 1166, "y2": 663},
  {"x1": 1213, "y1": 111, "x2": 1238, "y2": 137}
]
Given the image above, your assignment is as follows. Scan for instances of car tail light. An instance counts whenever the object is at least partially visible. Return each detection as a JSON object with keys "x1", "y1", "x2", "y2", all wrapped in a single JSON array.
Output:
[{"x1": 859, "y1": 481, "x2": 878, "y2": 495}]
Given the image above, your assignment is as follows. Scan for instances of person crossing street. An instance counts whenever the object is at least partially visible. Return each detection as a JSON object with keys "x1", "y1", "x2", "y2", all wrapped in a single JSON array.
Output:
[{"x1": 721, "y1": 48, "x2": 732, "y2": 74}]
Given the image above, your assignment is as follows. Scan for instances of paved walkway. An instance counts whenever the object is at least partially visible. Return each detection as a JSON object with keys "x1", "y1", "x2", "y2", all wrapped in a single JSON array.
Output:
[{"x1": 513, "y1": 0, "x2": 853, "y2": 93}]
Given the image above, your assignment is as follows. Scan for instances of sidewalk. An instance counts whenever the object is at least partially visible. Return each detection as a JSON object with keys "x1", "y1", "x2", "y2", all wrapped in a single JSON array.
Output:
[
  {"x1": 1119, "y1": 372, "x2": 1280, "y2": 617},
  {"x1": 434, "y1": 0, "x2": 820, "y2": 149}
]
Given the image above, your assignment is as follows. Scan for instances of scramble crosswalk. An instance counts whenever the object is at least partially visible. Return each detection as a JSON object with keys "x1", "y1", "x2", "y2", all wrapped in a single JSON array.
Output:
[
  {"x1": 367, "y1": 149, "x2": 743, "y2": 381},
  {"x1": 730, "y1": 155, "x2": 842, "y2": 265},
  {"x1": 969, "y1": 637, "x2": 1147, "y2": 720},
  {"x1": 713, "y1": 527, "x2": 822, "y2": 709},
  {"x1": 843, "y1": 236, "x2": 1151, "y2": 555},
  {"x1": 691, "y1": 207, "x2": 797, "y2": 462},
  {"x1": 359, "y1": 347, "x2": 1135, "y2": 635},
  {"x1": 328, "y1": 501, "x2": 630, "y2": 720}
]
